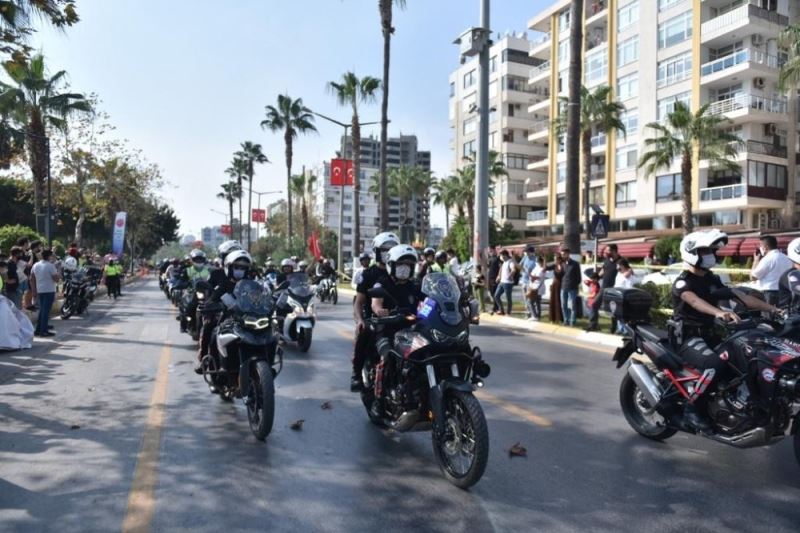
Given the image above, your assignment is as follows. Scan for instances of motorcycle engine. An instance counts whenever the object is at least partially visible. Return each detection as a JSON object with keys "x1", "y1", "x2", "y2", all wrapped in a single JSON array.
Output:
[{"x1": 707, "y1": 382, "x2": 754, "y2": 434}]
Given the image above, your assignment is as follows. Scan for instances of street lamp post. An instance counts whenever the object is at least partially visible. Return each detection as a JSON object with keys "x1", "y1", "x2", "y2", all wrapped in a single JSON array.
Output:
[
  {"x1": 246, "y1": 188, "x2": 282, "y2": 245},
  {"x1": 210, "y1": 208, "x2": 230, "y2": 223},
  {"x1": 305, "y1": 109, "x2": 383, "y2": 275}
]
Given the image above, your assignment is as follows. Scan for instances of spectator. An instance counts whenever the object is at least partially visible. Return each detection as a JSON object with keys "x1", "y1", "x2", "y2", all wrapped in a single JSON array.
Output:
[
  {"x1": 583, "y1": 269, "x2": 600, "y2": 330},
  {"x1": 613, "y1": 258, "x2": 636, "y2": 334},
  {"x1": 446, "y1": 248, "x2": 461, "y2": 277},
  {"x1": 493, "y1": 249, "x2": 516, "y2": 316},
  {"x1": 519, "y1": 245, "x2": 537, "y2": 318},
  {"x1": 31, "y1": 249, "x2": 60, "y2": 337},
  {"x1": 23, "y1": 239, "x2": 43, "y2": 311},
  {"x1": 527, "y1": 256, "x2": 546, "y2": 321},
  {"x1": 5, "y1": 246, "x2": 21, "y2": 308},
  {"x1": 587, "y1": 243, "x2": 620, "y2": 332},
  {"x1": 560, "y1": 246, "x2": 581, "y2": 326},
  {"x1": 549, "y1": 254, "x2": 564, "y2": 324},
  {"x1": 487, "y1": 246, "x2": 501, "y2": 313},
  {"x1": 750, "y1": 235, "x2": 794, "y2": 305},
  {"x1": 472, "y1": 264, "x2": 487, "y2": 314}
]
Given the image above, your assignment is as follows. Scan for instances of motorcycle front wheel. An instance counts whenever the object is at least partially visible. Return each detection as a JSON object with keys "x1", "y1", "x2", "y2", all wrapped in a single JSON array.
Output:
[
  {"x1": 331, "y1": 287, "x2": 338, "y2": 305},
  {"x1": 619, "y1": 373, "x2": 677, "y2": 441},
  {"x1": 60, "y1": 299, "x2": 73, "y2": 319},
  {"x1": 297, "y1": 328, "x2": 312, "y2": 352},
  {"x1": 432, "y1": 390, "x2": 489, "y2": 489},
  {"x1": 247, "y1": 360, "x2": 275, "y2": 441}
]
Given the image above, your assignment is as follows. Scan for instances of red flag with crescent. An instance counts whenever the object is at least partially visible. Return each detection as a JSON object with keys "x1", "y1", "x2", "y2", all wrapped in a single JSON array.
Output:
[
  {"x1": 308, "y1": 231, "x2": 322, "y2": 261},
  {"x1": 331, "y1": 159, "x2": 354, "y2": 186}
]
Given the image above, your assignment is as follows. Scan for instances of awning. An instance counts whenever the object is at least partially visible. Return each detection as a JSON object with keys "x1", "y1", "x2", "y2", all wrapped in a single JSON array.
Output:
[
  {"x1": 741, "y1": 235, "x2": 800, "y2": 256},
  {"x1": 599, "y1": 242, "x2": 654, "y2": 258},
  {"x1": 716, "y1": 238, "x2": 743, "y2": 257}
]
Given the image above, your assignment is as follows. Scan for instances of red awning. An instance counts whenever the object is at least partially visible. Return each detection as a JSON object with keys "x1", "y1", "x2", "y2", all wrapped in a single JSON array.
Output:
[
  {"x1": 599, "y1": 242, "x2": 654, "y2": 258},
  {"x1": 716, "y1": 238, "x2": 743, "y2": 257},
  {"x1": 739, "y1": 238, "x2": 760, "y2": 256}
]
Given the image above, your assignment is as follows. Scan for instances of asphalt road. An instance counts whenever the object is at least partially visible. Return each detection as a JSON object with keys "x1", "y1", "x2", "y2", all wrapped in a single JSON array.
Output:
[{"x1": 1, "y1": 279, "x2": 799, "y2": 533}]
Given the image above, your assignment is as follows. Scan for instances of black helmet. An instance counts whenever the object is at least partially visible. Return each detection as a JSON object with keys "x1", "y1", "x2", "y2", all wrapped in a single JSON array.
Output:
[
  {"x1": 423, "y1": 247, "x2": 435, "y2": 258},
  {"x1": 435, "y1": 250, "x2": 447, "y2": 263},
  {"x1": 359, "y1": 252, "x2": 371, "y2": 264}
]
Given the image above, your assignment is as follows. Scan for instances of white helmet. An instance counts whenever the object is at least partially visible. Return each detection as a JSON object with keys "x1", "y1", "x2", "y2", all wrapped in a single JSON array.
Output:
[
  {"x1": 372, "y1": 231, "x2": 400, "y2": 263},
  {"x1": 218, "y1": 240, "x2": 242, "y2": 258},
  {"x1": 63, "y1": 256, "x2": 78, "y2": 272},
  {"x1": 280, "y1": 258, "x2": 296, "y2": 270},
  {"x1": 224, "y1": 249, "x2": 252, "y2": 268},
  {"x1": 387, "y1": 244, "x2": 418, "y2": 279},
  {"x1": 297, "y1": 260, "x2": 308, "y2": 270},
  {"x1": 787, "y1": 237, "x2": 800, "y2": 265},
  {"x1": 189, "y1": 249, "x2": 207, "y2": 261},
  {"x1": 680, "y1": 229, "x2": 728, "y2": 268}
]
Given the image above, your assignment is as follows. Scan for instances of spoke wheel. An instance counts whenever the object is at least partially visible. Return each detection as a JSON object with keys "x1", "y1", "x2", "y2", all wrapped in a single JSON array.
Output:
[
  {"x1": 432, "y1": 391, "x2": 488, "y2": 489},
  {"x1": 619, "y1": 373, "x2": 677, "y2": 441}
]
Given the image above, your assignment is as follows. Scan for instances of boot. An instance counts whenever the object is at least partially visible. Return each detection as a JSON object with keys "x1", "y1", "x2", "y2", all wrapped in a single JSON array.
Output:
[
  {"x1": 683, "y1": 404, "x2": 712, "y2": 433},
  {"x1": 350, "y1": 371, "x2": 364, "y2": 392}
]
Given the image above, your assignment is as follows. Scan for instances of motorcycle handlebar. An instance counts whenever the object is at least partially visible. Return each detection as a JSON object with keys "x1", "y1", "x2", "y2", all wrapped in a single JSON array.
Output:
[{"x1": 368, "y1": 314, "x2": 416, "y2": 326}]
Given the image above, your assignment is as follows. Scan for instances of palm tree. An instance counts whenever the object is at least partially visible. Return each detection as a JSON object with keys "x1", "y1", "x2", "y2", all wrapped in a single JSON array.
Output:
[
  {"x1": 564, "y1": 0, "x2": 584, "y2": 252},
  {"x1": 328, "y1": 72, "x2": 381, "y2": 256},
  {"x1": 432, "y1": 176, "x2": 459, "y2": 233},
  {"x1": 290, "y1": 172, "x2": 318, "y2": 246},
  {"x1": 261, "y1": 94, "x2": 317, "y2": 246},
  {"x1": 217, "y1": 181, "x2": 240, "y2": 234},
  {"x1": 378, "y1": 0, "x2": 407, "y2": 231},
  {"x1": 638, "y1": 102, "x2": 741, "y2": 235},
  {"x1": 225, "y1": 156, "x2": 247, "y2": 241},
  {"x1": 779, "y1": 24, "x2": 800, "y2": 227},
  {"x1": 235, "y1": 141, "x2": 269, "y2": 251},
  {"x1": 0, "y1": 54, "x2": 91, "y2": 232},
  {"x1": 555, "y1": 85, "x2": 626, "y2": 238}
]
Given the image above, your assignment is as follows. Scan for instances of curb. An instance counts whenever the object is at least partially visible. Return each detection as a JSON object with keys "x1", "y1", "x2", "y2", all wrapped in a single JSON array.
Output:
[{"x1": 337, "y1": 286, "x2": 623, "y2": 349}]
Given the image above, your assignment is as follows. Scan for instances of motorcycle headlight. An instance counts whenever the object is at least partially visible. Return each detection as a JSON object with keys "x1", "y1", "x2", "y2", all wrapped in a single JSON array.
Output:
[
  {"x1": 456, "y1": 330, "x2": 469, "y2": 343},
  {"x1": 196, "y1": 291, "x2": 205, "y2": 300},
  {"x1": 243, "y1": 316, "x2": 271, "y2": 330},
  {"x1": 430, "y1": 329, "x2": 451, "y2": 343}
]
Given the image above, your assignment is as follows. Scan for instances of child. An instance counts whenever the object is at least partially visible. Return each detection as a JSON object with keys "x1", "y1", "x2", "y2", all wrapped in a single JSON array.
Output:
[{"x1": 584, "y1": 269, "x2": 600, "y2": 331}]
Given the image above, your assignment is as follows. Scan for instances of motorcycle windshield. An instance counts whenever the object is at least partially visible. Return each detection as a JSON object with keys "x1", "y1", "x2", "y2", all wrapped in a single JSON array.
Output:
[
  {"x1": 287, "y1": 272, "x2": 313, "y2": 299},
  {"x1": 421, "y1": 273, "x2": 462, "y2": 326},
  {"x1": 233, "y1": 280, "x2": 273, "y2": 315}
]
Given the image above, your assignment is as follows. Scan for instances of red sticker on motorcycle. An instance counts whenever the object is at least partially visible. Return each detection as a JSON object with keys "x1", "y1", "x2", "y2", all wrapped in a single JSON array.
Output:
[{"x1": 719, "y1": 350, "x2": 729, "y2": 361}]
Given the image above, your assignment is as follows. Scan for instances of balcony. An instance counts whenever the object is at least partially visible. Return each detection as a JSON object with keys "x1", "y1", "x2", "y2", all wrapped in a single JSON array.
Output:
[
  {"x1": 706, "y1": 94, "x2": 787, "y2": 123},
  {"x1": 529, "y1": 119, "x2": 551, "y2": 141},
  {"x1": 701, "y1": 3, "x2": 789, "y2": 46},
  {"x1": 700, "y1": 183, "x2": 745, "y2": 202},
  {"x1": 526, "y1": 209, "x2": 549, "y2": 223},
  {"x1": 527, "y1": 156, "x2": 549, "y2": 171},
  {"x1": 530, "y1": 31, "x2": 551, "y2": 59},
  {"x1": 746, "y1": 139, "x2": 787, "y2": 159},
  {"x1": 530, "y1": 61, "x2": 551, "y2": 82},
  {"x1": 700, "y1": 48, "x2": 783, "y2": 86}
]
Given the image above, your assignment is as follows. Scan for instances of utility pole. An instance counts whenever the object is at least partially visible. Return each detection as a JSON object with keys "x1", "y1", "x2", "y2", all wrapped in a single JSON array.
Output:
[{"x1": 473, "y1": 0, "x2": 491, "y2": 269}]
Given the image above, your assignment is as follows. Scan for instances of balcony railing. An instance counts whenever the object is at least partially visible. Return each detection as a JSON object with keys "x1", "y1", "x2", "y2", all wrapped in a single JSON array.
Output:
[
  {"x1": 531, "y1": 31, "x2": 551, "y2": 46},
  {"x1": 531, "y1": 61, "x2": 551, "y2": 78},
  {"x1": 530, "y1": 119, "x2": 550, "y2": 134},
  {"x1": 590, "y1": 132, "x2": 607, "y2": 147},
  {"x1": 701, "y1": 49, "x2": 783, "y2": 77},
  {"x1": 746, "y1": 139, "x2": 787, "y2": 158},
  {"x1": 701, "y1": 3, "x2": 789, "y2": 36},
  {"x1": 527, "y1": 210, "x2": 548, "y2": 222},
  {"x1": 707, "y1": 94, "x2": 787, "y2": 116},
  {"x1": 527, "y1": 180, "x2": 548, "y2": 193},
  {"x1": 700, "y1": 183, "x2": 745, "y2": 202}
]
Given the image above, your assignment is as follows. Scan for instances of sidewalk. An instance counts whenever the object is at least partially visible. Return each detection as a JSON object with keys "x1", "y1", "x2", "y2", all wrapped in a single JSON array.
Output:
[{"x1": 337, "y1": 286, "x2": 623, "y2": 349}]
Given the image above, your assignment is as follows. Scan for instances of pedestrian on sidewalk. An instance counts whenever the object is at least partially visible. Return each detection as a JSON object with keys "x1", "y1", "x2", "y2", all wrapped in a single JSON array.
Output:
[
  {"x1": 613, "y1": 258, "x2": 635, "y2": 334},
  {"x1": 31, "y1": 249, "x2": 59, "y2": 337},
  {"x1": 750, "y1": 235, "x2": 793, "y2": 305},
  {"x1": 549, "y1": 254, "x2": 564, "y2": 324},
  {"x1": 527, "y1": 256, "x2": 546, "y2": 321},
  {"x1": 472, "y1": 264, "x2": 487, "y2": 314},
  {"x1": 560, "y1": 245, "x2": 581, "y2": 326},
  {"x1": 583, "y1": 270, "x2": 600, "y2": 330},
  {"x1": 588, "y1": 243, "x2": 619, "y2": 332},
  {"x1": 493, "y1": 249, "x2": 516, "y2": 316},
  {"x1": 4, "y1": 246, "x2": 21, "y2": 308},
  {"x1": 520, "y1": 245, "x2": 537, "y2": 318},
  {"x1": 487, "y1": 246, "x2": 501, "y2": 313},
  {"x1": 23, "y1": 239, "x2": 42, "y2": 311}
]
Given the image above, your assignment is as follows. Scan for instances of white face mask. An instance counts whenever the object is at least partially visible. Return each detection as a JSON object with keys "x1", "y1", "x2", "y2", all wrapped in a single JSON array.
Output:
[
  {"x1": 380, "y1": 251, "x2": 391, "y2": 264},
  {"x1": 395, "y1": 264, "x2": 412, "y2": 280},
  {"x1": 700, "y1": 254, "x2": 716, "y2": 270},
  {"x1": 232, "y1": 268, "x2": 246, "y2": 280}
]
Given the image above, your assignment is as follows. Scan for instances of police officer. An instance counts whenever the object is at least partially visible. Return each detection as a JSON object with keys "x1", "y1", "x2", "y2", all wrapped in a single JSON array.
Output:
[
  {"x1": 186, "y1": 249, "x2": 211, "y2": 281},
  {"x1": 430, "y1": 250, "x2": 450, "y2": 274},
  {"x1": 351, "y1": 231, "x2": 399, "y2": 391},
  {"x1": 104, "y1": 258, "x2": 123, "y2": 299},
  {"x1": 416, "y1": 247, "x2": 436, "y2": 280}
]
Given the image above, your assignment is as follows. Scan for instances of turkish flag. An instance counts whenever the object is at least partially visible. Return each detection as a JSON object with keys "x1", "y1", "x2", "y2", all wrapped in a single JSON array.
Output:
[
  {"x1": 221, "y1": 224, "x2": 232, "y2": 236},
  {"x1": 331, "y1": 159, "x2": 354, "y2": 186},
  {"x1": 252, "y1": 209, "x2": 266, "y2": 223},
  {"x1": 308, "y1": 231, "x2": 322, "y2": 261}
]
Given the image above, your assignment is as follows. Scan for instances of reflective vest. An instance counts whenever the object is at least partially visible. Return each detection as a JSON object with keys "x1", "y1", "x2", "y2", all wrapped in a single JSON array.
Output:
[
  {"x1": 105, "y1": 265, "x2": 122, "y2": 277},
  {"x1": 187, "y1": 265, "x2": 210, "y2": 281}
]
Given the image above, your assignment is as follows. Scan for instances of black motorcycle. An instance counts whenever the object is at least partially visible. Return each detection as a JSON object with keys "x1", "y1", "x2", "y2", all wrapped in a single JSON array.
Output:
[
  {"x1": 363, "y1": 272, "x2": 491, "y2": 489},
  {"x1": 60, "y1": 269, "x2": 90, "y2": 319},
  {"x1": 169, "y1": 276, "x2": 189, "y2": 307},
  {"x1": 179, "y1": 279, "x2": 212, "y2": 341},
  {"x1": 609, "y1": 287, "x2": 800, "y2": 465},
  {"x1": 273, "y1": 272, "x2": 316, "y2": 352},
  {"x1": 203, "y1": 280, "x2": 282, "y2": 441}
]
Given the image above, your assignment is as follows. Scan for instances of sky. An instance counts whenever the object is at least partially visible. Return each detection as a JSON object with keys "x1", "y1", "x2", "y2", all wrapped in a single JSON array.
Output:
[{"x1": 36, "y1": 0, "x2": 550, "y2": 238}]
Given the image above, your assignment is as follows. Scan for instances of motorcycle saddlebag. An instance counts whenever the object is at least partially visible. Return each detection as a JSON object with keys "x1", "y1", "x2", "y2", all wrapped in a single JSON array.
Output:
[{"x1": 602, "y1": 288, "x2": 653, "y2": 321}]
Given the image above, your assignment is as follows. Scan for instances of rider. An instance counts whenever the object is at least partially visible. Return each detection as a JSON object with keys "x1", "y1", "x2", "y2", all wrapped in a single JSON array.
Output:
[
  {"x1": 778, "y1": 237, "x2": 800, "y2": 313},
  {"x1": 671, "y1": 229, "x2": 778, "y2": 431},
  {"x1": 352, "y1": 231, "x2": 400, "y2": 391},
  {"x1": 416, "y1": 247, "x2": 436, "y2": 280},
  {"x1": 430, "y1": 250, "x2": 451, "y2": 274},
  {"x1": 351, "y1": 252, "x2": 372, "y2": 290},
  {"x1": 315, "y1": 258, "x2": 335, "y2": 281},
  {"x1": 276, "y1": 258, "x2": 296, "y2": 287},
  {"x1": 297, "y1": 260, "x2": 309, "y2": 274},
  {"x1": 186, "y1": 249, "x2": 211, "y2": 281}
]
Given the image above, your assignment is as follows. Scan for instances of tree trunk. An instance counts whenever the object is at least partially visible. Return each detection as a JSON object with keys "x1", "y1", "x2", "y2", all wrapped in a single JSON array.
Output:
[
  {"x1": 784, "y1": 88, "x2": 797, "y2": 228},
  {"x1": 28, "y1": 113, "x2": 47, "y2": 233},
  {"x1": 681, "y1": 151, "x2": 694, "y2": 235},
  {"x1": 467, "y1": 199, "x2": 475, "y2": 258},
  {"x1": 285, "y1": 129, "x2": 294, "y2": 249},
  {"x1": 237, "y1": 173, "x2": 243, "y2": 242},
  {"x1": 352, "y1": 113, "x2": 362, "y2": 258},
  {"x1": 582, "y1": 130, "x2": 592, "y2": 239},
  {"x1": 445, "y1": 208, "x2": 450, "y2": 233},
  {"x1": 228, "y1": 197, "x2": 234, "y2": 235},
  {"x1": 379, "y1": 1, "x2": 392, "y2": 232},
  {"x1": 564, "y1": 0, "x2": 584, "y2": 253},
  {"x1": 247, "y1": 160, "x2": 254, "y2": 251},
  {"x1": 75, "y1": 179, "x2": 86, "y2": 246}
]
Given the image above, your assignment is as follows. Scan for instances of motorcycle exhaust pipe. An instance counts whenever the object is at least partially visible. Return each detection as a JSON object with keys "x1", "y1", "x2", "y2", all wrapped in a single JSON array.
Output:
[
  {"x1": 390, "y1": 410, "x2": 420, "y2": 432},
  {"x1": 627, "y1": 362, "x2": 662, "y2": 408}
]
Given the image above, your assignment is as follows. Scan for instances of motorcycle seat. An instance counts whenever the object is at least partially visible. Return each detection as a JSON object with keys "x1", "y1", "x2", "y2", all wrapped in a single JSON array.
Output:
[
  {"x1": 636, "y1": 324, "x2": 669, "y2": 344},
  {"x1": 635, "y1": 324, "x2": 683, "y2": 371}
]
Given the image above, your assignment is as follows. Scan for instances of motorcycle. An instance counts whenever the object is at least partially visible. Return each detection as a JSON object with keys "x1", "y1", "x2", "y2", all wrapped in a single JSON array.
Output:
[
  {"x1": 169, "y1": 275, "x2": 189, "y2": 307},
  {"x1": 609, "y1": 287, "x2": 800, "y2": 465},
  {"x1": 363, "y1": 272, "x2": 491, "y2": 489},
  {"x1": 202, "y1": 279, "x2": 283, "y2": 441},
  {"x1": 315, "y1": 275, "x2": 338, "y2": 305},
  {"x1": 273, "y1": 272, "x2": 315, "y2": 352},
  {"x1": 180, "y1": 279, "x2": 212, "y2": 341},
  {"x1": 60, "y1": 269, "x2": 90, "y2": 319}
]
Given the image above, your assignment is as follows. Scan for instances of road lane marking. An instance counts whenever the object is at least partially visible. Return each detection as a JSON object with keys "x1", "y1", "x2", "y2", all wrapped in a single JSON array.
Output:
[
  {"x1": 476, "y1": 390, "x2": 553, "y2": 428},
  {"x1": 121, "y1": 343, "x2": 171, "y2": 533}
]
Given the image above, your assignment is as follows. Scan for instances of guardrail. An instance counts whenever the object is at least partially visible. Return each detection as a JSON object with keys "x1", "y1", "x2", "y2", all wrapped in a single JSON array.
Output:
[{"x1": 747, "y1": 139, "x2": 787, "y2": 158}]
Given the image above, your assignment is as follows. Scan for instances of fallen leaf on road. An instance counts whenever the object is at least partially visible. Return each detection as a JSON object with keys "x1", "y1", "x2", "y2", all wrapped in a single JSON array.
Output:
[
  {"x1": 320, "y1": 401, "x2": 332, "y2": 410},
  {"x1": 70, "y1": 425, "x2": 81, "y2": 430},
  {"x1": 508, "y1": 442, "x2": 527, "y2": 458},
  {"x1": 87, "y1": 387, "x2": 95, "y2": 392},
  {"x1": 290, "y1": 419, "x2": 305, "y2": 431}
]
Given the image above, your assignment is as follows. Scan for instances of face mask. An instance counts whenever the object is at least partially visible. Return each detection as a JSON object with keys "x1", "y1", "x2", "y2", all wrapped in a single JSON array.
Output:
[
  {"x1": 380, "y1": 251, "x2": 390, "y2": 264},
  {"x1": 232, "y1": 268, "x2": 246, "y2": 280},
  {"x1": 700, "y1": 254, "x2": 716, "y2": 270},
  {"x1": 395, "y1": 264, "x2": 411, "y2": 280}
]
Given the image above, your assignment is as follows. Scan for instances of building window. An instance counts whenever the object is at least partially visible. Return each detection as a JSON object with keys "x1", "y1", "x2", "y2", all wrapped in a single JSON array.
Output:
[
  {"x1": 463, "y1": 69, "x2": 476, "y2": 89},
  {"x1": 658, "y1": 0, "x2": 686, "y2": 11},
  {"x1": 558, "y1": 9, "x2": 570, "y2": 31},
  {"x1": 488, "y1": 80, "x2": 497, "y2": 98},
  {"x1": 748, "y1": 160, "x2": 787, "y2": 188},
  {"x1": 618, "y1": 1, "x2": 639, "y2": 31},
  {"x1": 585, "y1": 48, "x2": 608, "y2": 84},
  {"x1": 658, "y1": 11, "x2": 692, "y2": 49},
  {"x1": 615, "y1": 145, "x2": 637, "y2": 170},
  {"x1": 657, "y1": 51, "x2": 692, "y2": 87},
  {"x1": 463, "y1": 116, "x2": 477, "y2": 135},
  {"x1": 502, "y1": 129, "x2": 515, "y2": 143},
  {"x1": 617, "y1": 72, "x2": 638, "y2": 100},
  {"x1": 502, "y1": 205, "x2": 535, "y2": 220},
  {"x1": 558, "y1": 40, "x2": 570, "y2": 70},
  {"x1": 461, "y1": 92, "x2": 476, "y2": 113},
  {"x1": 556, "y1": 194, "x2": 566, "y2": 215},
  {"x1": 656, "y1": 173, "x2": 682, "y2": 202},
  {"x1": 557, "y1": 162, "x2": 567, "y2": 183},
  {"x1": 503, "y1": 153, "x2": 531, "y2": 170},
  {"x1": 711, "y1": 83, "x2": 743, "y2": 103},
  {"x1": 657, "y1": 91, "x2": 691, "y2": 121},
  {"x1": 618, "y1": 109, "x2": 638, "y2": 138},
  {"x1": 504, "y1": 75, "x2": 532, "y2": 93},
  {"x1": 449, "y1": 82, "x2": 455, "y2": 97},
  {"x1": 616, "y1": 181, "x2": 637, "y2": 207},
  {"x1": 617, "y1": 36, "x2": 639, "y2": 67},
  {"x1": 463, "y1": 140, "x2": 475, "y2": 158},
  {"x1": 590, "y1": 185, "x2": 606, "y2": 207},
  {"x1": 490, "y1": 55, "x2": 497, "y2": 73}
]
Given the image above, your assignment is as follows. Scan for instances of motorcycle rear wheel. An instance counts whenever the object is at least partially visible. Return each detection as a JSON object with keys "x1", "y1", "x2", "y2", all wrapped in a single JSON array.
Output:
[
  {"x1": 432, "y1": 390, "x2": 489, "y2": 489},
  {"x1": 619, "y1": 373, "x2": 677, "y2": 441},
  {"x1": 360, "y1": 360, "x2": 387, "y2": 427},
  {"x1": 247, "y1": 360, "x2": 275, "y2": 441}
]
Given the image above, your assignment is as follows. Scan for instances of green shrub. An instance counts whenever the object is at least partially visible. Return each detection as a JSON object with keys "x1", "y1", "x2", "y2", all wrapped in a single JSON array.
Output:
[
  {"x1": 653, "y1": 235, "x2": 681, "y2": 264},
  {"x1": 721, "y1": 256, "x2": 733, "y2": 268},
  {"x1": 0, "y1": 225, "x2": 45, "y2": 254}
]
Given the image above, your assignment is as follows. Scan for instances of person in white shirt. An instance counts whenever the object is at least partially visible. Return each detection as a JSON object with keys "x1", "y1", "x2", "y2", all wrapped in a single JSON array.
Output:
[
  {"x1": 527, "y1": 256, "x2": 547, "y2": 321},
  {"x1": 751, "y1": 235, "x2": 794, "y2": 305},
  {"x1": 31, "y1": 250, "x2": 60, "y2": 337},
  {"x1": 614, "y1": 258, "x2": 635, "y2": 289},
  {"x1": 446, "y1": 248, "x2": 461, "y2": 278},
  {"x1": 492, "y1": 249, "x2": 516, "y2": 315}
]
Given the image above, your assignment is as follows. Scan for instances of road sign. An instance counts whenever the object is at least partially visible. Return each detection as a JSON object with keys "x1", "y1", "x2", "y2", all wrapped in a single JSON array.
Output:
[
  {"x1": 252, "y1": 209, "x2": 266, "y2": 223},
  {"x1": 591, "y1": 214, "x2": 609, "y2": 239}
]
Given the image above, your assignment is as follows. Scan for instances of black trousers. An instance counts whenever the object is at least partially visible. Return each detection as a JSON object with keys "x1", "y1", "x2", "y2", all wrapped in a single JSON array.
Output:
[
  {"x1": 199, "y1": 314, "x2": 219, "y2": 356},
  {"x1": 352, "y1": 326, "x2": 374, "y2": 376}
]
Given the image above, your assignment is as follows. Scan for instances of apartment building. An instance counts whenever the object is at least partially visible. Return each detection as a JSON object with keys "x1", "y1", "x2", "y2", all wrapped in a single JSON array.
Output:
[
  {"x1": 449, "y1": 33, "x2": 548, "y2": 234},
  {"x1": 526, "y1": 0, "x2": 799, "y2": 236},
  {"x1": 313, "y1": 134, "x2": 432, "y2": 259}
]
